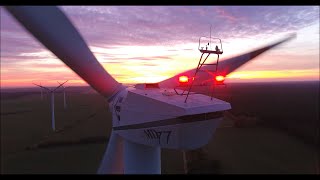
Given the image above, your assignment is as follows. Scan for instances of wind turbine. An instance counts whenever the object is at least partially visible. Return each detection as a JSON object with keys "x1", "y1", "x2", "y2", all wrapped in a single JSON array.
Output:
[
  {"x1": 57, "y1": 81, "x2": 68, "y2": 110},
  {"x1": 40, "y1": 82, "x2": 43, "y2": 101},
  {"x1": 6, "y1": 6, "x2": 296, "y2": 174},
  {"x1": 33, "y1": 81, "x2": 68, "y2": 131},
  {"x1": 33, "y1": 82, "x2": 45, "y2": 100},
  {"x1": 39, "y1": 82, "x2": 43, "y2": 100}
]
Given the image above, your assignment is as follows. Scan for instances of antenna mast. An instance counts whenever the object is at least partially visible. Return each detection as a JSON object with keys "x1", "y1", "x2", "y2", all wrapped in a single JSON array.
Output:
[
  {"x1": 210, "y1": 25, "x2": 212, "y2": 50},
  {"x1": 178, "y1": 27, "x2": 224, "y2": 103}
]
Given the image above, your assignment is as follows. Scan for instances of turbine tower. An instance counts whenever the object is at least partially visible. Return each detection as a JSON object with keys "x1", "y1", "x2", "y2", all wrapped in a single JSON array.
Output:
[
  {"x1": 33, "y1": 80, "x2": 68, "y2": 131},
  {"x1": 6, "y1": 6, "x2": 296, "y2": 174},
  {"x1": 57, "y1": 81, "x2": 68, "y2": 110}
]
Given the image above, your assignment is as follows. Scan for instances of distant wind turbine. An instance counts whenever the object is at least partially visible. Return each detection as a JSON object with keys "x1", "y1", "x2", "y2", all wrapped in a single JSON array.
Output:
[
  {"x1": 40, "y1": 82, "x2": 43, "y2": 100},
  {"x1": 33, "y1": 80, "x2": 68, "y2": 131},
  {"x1": 33, "y1": 82, "x2": 44, "y2": 100},
  {"x1": 57, "y1": 80, "x2": 68, "y2": 110}
]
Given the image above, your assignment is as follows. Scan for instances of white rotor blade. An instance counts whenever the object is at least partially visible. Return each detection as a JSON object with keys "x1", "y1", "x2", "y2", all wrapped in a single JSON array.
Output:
[
  {"x1": 53, "y1": 80, "x2": 68, "y2": 92},
  {"x1": 216, "y1": 33, "x2": 296, "y2": 76},
  {"x1": 6, "y1": 6, "x2": 123, "y2": 100},
  {"x1": 33, "y1": 83, "x2": 51, "y2": 92},
  {"x1": 159, "y1": 33, "x2": 296, "y2": 88},
  {"x1": 57, "y1": 81, "x2": 66, "y2": 88}
]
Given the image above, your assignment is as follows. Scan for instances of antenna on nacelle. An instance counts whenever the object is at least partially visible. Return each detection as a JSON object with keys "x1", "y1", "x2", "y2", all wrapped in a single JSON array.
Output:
[
  {"x1": 210, "y1": 24, "x2": 212, "y2": 50},
  {"x1": 174, "y1": 26, "x2": 225, "y2": 103}
]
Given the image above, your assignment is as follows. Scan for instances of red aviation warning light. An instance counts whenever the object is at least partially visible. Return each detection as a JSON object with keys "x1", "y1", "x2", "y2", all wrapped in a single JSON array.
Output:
[
  {"x1": 215, "y1": 75, "x2": 225, "y2": 82},
  {"x1": 179, "y1": 75, "x2": 189, "y2": 83},
  {"x1": 215, "y1": 75, "x2": 225, "y2": 85}
]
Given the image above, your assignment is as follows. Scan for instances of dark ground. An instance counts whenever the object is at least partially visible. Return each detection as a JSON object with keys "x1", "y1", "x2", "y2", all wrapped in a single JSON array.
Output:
[{"x1": 1, "y1": 81, "x2": 319, "y2": 174}]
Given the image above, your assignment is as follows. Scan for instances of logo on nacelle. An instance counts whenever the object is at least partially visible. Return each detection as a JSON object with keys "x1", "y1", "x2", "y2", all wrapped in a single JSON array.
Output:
[{"x1": 144, "y1": 129, "x2": 172, "y2": 145}]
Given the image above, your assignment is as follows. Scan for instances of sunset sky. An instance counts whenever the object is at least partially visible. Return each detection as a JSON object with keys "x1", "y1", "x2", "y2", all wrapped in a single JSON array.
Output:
[{"x1": 1, "y1": 6, "x2": 319, "y2": 88}]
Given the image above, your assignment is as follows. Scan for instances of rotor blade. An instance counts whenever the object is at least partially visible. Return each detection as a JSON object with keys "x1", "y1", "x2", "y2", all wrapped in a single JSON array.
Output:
[
  {"x1": 33, "y1": 83, "x2": 51, "y2": 91},
  {"x1": 57, "y1": 81, "x2": 65, "y2": 88},
  {"x1": 53, "y1": 80, "x2": 68, "y2": 92},
  {"x1": 5, "y1": 6, "x2": 124, "y2": 100},
  {"x1": 216, "y1": 33, "x2": 296, "y2": 76},
  {"x1": 158, "y1": 33, "x2": 296, "y2": 88}
]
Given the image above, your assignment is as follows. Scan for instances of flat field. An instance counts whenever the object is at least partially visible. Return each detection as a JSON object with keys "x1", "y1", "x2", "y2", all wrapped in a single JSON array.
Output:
[{"x1": 1, "y1": 82, "x2": 318, "y2": 174}]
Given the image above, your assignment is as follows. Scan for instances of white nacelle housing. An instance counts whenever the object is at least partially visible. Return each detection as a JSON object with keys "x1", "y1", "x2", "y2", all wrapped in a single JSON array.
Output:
[{"x1": 110, "y1": 86, "x2": 231, "y2": 150}]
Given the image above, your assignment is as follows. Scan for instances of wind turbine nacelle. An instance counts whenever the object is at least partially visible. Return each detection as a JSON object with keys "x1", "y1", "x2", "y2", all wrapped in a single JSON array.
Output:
[{"x1": 110, "y1": 86, "x2": 231, "y2": 150}]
